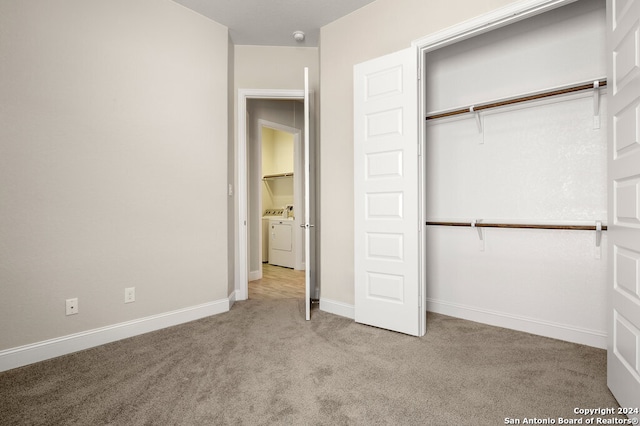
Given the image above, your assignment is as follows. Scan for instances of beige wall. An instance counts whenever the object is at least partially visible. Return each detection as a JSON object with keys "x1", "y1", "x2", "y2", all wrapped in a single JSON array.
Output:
[
  {"x1": 234, "y1": 45, "x2": 319, "y2": 92},
  {"x1": 0, "y1": 0, "x2": 229, "y2": 350},
  {"x1": 0, "y1": 0, "x2": 528, "y2": 353},
  {"x1": 319, "y1": 0, "x2": 519, "y2": 305}
]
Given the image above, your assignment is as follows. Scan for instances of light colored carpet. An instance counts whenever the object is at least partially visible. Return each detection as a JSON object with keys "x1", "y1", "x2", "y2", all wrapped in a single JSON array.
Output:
[{"x1": 0, "y1": 299, "x2": 624, "y2": 425}]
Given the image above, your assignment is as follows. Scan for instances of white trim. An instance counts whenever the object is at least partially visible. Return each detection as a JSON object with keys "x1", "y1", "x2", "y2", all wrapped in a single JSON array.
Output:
[
  {"x1": 412, "y1": 0, "x2": 577, "y2": 51},
  {"x1": 0, "y1": 298, "x2": 232, "y2": 372},
  {"x1": 235, "y1": 287, "x2": 247, "y2": 302},
  {"x1": 257, "y1": 120, "x2": 301, "y2": 138},
  {"x1": 248, "y1": 270, "x2": 262, "y2": 281},
  {"x1": 236, "y1": 89, "x2": 305, "y2": 302},
  {"x1": 304, "y1": 67, "x2": 311, "y2": 321},
  {"x1": 320, "y1": 298, "x2": 355, "y2": 320},
  {"x1": 427, "y1": 299, "x2": 606, "y2": 349}
]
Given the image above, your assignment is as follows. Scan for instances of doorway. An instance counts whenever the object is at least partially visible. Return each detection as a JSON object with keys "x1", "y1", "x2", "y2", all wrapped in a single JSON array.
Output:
[
  {"x1": 250, "y1": 114, "x2": 305, "y2": 299},
  {"x1": 235, "y1": 86, "x2": 316, "y2": 309}
]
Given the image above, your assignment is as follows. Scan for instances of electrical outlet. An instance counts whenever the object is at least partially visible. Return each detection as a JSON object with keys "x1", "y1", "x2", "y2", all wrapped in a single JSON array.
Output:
[
  {"x1": 125, "y1": 287, "x2": 135, "y2": 304},
  {"x1": 66, "y1": 298, "x2": 78, "y2": 315}
]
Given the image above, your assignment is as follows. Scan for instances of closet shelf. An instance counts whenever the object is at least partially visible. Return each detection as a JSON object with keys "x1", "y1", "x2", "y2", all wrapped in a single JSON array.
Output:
[
  {"x1": 263, "y1": 172, "x2": 293, "y2": 181},
  {"x1": 425, "y1": 221, "x2": 607, "y2": 231},
  {"x1": 425, "y1": 78, "x2": 607, "y2": 121}
]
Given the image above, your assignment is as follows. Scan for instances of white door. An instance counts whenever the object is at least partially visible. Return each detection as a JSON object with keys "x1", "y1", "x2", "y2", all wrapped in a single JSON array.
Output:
[
  {"x1": 303, "y1": 67, "x2": 312, "y2": 321},
  {"x1": 353, "y1": 47, "x2": 424, "y2": 336},
  {"x1": 607, "y1": 0, "x2": 640, "y2": 416}
]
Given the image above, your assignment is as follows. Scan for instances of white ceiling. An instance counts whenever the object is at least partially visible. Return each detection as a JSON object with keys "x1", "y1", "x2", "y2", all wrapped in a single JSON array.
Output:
[{"x1": 171, "y1": 0, "x2": 377, "y2": 47}]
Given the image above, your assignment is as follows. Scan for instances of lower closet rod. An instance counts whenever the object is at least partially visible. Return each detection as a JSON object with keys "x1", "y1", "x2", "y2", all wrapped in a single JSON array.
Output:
[{"x1": 425, "y1": 221, "x2": 607, "y2": 231}]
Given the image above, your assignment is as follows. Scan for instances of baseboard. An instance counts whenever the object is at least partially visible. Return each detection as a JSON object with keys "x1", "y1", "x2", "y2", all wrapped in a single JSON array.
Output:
[
  {"x1": 427, "y1": 298, "x2": 607, "y2": 349},
  {"x1": 235, "y1": 287, "x2": 247, "y2": 301},
  {"x1": 0, "y1": 298, "x2": 232, "y2": 373},
  {"x1": 248, "y1": 270, "x2": 262, "y2": 281},
  {"x1": 320, "y1": 298, "x2": 355, "y2": 320}
]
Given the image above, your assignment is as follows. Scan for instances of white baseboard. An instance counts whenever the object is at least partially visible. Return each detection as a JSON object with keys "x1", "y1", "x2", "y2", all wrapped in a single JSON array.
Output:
[
  {"x1": 427, "y1": 298, "x2": 607, "y2": 349},
  {"x1": 0, "y1": 298, "x2": 232, "y2": 373},
  {"x1": 320, "y1": 298, "x2": 355, "y2": 320},
  {"x1": 248, "y1": 270, "x2": 262, "y2": 281},
  {"x1": 235, "y1": 287, "x2": 247, "y2": 301}
]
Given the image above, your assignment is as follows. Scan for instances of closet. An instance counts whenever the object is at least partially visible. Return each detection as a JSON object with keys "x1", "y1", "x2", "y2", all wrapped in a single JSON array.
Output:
[{"x1": 423, "y1": 0, "x2": 607, "y2": 347}]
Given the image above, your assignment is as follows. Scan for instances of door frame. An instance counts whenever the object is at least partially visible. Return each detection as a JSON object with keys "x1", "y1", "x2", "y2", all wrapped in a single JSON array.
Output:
[
  {"x1": 412, "y1": 0, "x2": 578, "y2": 54},
  {"x1": 236, "y1": 89, "x2": 305, "y2": 301}
]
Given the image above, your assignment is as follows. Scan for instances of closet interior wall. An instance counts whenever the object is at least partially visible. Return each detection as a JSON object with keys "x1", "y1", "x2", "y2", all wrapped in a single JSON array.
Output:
[{"x1": 424, "y1": 0, "x2": 608, "y2": 348}]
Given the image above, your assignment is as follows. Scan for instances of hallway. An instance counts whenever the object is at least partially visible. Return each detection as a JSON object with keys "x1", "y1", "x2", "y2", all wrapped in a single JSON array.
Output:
[{"x1": 248, "y1": 264, "x2": 305, "y2": 299}]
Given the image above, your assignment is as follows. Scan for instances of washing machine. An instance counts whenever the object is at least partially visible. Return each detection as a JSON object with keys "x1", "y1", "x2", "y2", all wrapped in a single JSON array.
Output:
[{"x1": 262, "y1": 208, "x2": 284, "y2": 263}]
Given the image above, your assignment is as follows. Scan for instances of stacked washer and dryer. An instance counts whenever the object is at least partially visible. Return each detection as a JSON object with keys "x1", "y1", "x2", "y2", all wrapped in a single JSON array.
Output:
[{"x1": 262, "y1": 205, "x2": 295, "y2": 268}]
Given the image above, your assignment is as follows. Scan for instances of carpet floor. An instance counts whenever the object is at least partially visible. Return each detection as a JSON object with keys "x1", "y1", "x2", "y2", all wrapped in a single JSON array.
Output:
[{"x1": 0, "y1": 299, "x2": 624, "y2": 425}]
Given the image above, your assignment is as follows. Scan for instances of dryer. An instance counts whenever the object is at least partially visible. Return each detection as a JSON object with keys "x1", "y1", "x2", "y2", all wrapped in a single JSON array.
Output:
[{"x1": 268, "y1": 218, "x2": 295, "y2": 268}]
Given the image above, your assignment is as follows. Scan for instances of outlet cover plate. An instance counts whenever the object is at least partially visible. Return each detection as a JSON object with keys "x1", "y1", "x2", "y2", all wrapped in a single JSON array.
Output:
[
  {"x1": 125, "y1": 287, "x2": 135, "y2": 303},
  {"x1": 66, "y1": 298, "x2": 78, "y2": 315}
]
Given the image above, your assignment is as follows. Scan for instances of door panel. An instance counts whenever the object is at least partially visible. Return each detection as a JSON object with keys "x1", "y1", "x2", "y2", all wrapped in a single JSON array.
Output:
[
  {"x1": 354, "y1": 47, "x2": 423, "y2": 336},
  {"x1": 607, "y1": 0, "x2": 640, "y2": 416},
  {"x1": 304, "y1": 67, "x2": 311, "y2": 321}
]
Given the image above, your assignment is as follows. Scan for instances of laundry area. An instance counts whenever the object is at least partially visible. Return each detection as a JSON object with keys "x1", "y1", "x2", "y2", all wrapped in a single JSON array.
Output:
[
  {"x1": 247, "y1": 99, "x2": 306, "y2": 284},
  {"x1": 423, "y1": 0, "x2": 608, "y2": 347},
  {"x1": 261, "y1": 127, "x2": 295, "y2": 269}
]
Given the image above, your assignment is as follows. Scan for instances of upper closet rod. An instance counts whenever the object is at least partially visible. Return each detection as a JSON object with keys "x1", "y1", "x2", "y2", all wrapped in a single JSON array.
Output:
[
  {"x1": 425, "y1": 78, "x2": 607, "y2": 121},
  {"x1": 425, "y1": 221, "x2": 607, "y2": 231},
  {"x1": 263, "y1": 172, "x2": 293, "y2": 180}
]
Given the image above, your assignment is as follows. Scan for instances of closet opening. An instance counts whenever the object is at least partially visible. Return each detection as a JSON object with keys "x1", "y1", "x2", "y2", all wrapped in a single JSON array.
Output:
[{"x1": 421, "y1": 0, "x2": 607, "y2": 348}]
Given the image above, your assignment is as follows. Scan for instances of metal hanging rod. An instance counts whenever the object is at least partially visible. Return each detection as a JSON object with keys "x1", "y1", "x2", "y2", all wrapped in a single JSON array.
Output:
[
  {"x1": 263, "y1": 172, "x2": 294, "y2": 180},
  {"x1": 425, "y1": 221, "x2": 607, "y2": 231},
  {"x1": 425, "y1": 79, "x2": 607, "y2": 121}
]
